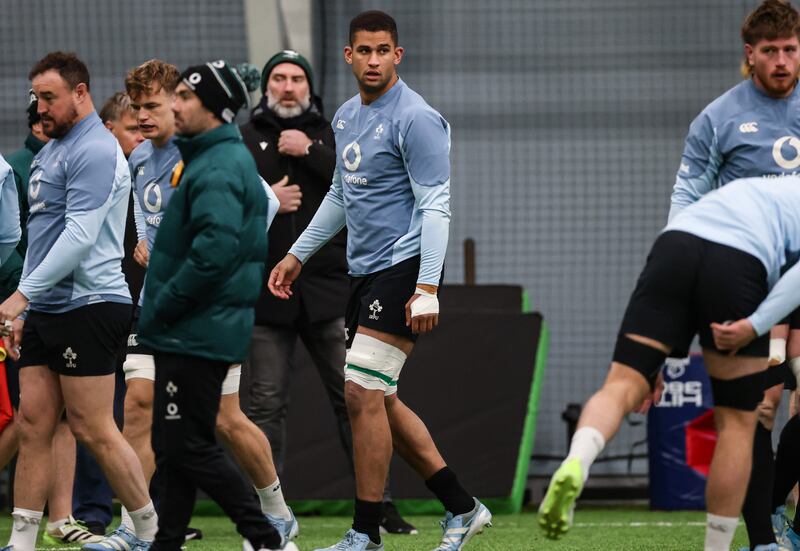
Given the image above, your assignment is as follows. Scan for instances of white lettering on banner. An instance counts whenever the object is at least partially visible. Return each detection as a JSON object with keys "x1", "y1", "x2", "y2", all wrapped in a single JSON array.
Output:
[{"x1": 656, "y1": 381, "x2": 703, "y2": 408}]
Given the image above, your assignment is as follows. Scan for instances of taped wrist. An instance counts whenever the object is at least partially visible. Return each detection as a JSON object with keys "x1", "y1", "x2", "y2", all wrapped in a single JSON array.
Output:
[
  {"x1": 411, "y1": 287, "x2": 439, "y2": 317},
  {"x1": 770, "y1": 338, "x2": 787, "y2": 366},
  {"x1": 710, "y1": 371, "x2": 765, "y2": 411}
]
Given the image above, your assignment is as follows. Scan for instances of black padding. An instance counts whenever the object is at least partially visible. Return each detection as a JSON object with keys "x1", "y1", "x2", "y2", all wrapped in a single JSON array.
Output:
[
  {"x1": 612, "y1": 334, "x2": 667, "y2": 388},
  {"x1": 710, "y1": 371, "x2": 765, "y2": 411}
]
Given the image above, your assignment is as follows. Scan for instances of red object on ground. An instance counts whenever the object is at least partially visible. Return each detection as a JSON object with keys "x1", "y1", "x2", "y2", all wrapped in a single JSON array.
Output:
[{"x1": 685, "y1": 409, "x2": 717, "y2": 477}]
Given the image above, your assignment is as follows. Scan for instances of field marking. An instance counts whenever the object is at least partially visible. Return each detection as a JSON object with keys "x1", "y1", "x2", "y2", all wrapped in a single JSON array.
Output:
[{"x1": 574, "y1": 521, "x2": 732, "y2": 528}]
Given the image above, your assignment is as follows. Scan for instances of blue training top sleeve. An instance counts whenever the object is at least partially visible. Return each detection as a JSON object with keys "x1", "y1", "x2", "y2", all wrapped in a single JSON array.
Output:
[
  {"x1": 18, "y1": 144, "x2": 118, "y2": 300},
  {"x1": 668, "y1": 113, "x2": 723, "y2": 221},
  {"x1": 400, "y1": 108, "x2": 451, "y2": 286},
  {"x1": 0, "y1": 161, "x2": 21, "y2": 266},
  {"x1": 288, "y1": 170, "x2": 346, "y2": 264},
  {"x1": 748, "y1": 262, "x2": 800, "y2": 336},
  {"x1": 261, "y1": 177, "x2": 279, "y2": 231},
  {"x1": 131, "y1": 188, "x2": 147, "y2": 242}
]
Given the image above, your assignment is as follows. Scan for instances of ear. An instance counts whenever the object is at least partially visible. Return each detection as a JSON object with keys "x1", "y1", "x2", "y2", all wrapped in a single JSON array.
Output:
[
  {"x1": 744, "y1": 43, "x2": 755, "y2": 68},
  {"x1": 394, "y1": 46, "x2": 404, "y2": 66},
  {"x1": 344, "y1": 45, "x2": 353, "y2": 65},
  {"x1": 73, "y1": 82, "x2": 90, "y2": 104},
  {"x1": 104, "y1": 120, "x2": 115, "y2": 131}
]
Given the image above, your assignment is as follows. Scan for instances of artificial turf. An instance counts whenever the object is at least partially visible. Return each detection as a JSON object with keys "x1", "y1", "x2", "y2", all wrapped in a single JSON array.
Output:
[{"x1": 0, "y1": 506, "x2": 755, "y2": 550}]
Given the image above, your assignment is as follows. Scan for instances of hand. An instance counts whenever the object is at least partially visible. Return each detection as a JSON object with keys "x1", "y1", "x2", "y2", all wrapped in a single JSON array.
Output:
[
  {"x1": 405, "y1": 284, "x2": 439, "y2": 334},
  {"x1": 0, "y1": 291, "x2": 29, "y2": 361},
  {"x1": 268, "y1": 254, "x2": 303, "y2": 299},
  {"x1": 2, "y1": 319, "x2": 23, "y2": 361},
  {"x1": 278, "y1": 130, "x2": 313, "y2": 157},
  {"x1": 134, "y1": 239, "x2": 149, "y2": 268},
  {"x1": 271, "y1": 175, "x2": 302, "y2": 214},
  {"x1": 710, "y1": 319, "x2": 757, "y2": 354},
  {"x1": 634, "y1": 370, "x2": 664, "y2": 414}
]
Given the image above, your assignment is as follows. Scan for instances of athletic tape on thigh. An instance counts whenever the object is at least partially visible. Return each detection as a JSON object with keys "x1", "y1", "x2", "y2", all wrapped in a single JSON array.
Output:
[
  {"x1": 710, "y1": 371, "x2": 765, "y2": 411},
  {"x1": 221, "y1": 364, "x2": 241, "y2": 395},
  {"x1": 612, "y1": 334, "x2": 667, "y2": 388},
  {"x1": 344, "y1": 333, "x2": 407, "y2": 391},
  {"x1": 123, "y1": 354, "x2": 155, "y2": 381}
]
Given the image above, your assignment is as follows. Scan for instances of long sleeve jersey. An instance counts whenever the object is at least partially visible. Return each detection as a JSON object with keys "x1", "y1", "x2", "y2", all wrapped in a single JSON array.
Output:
[
  {"x1": 20, "y1": 112, "x2": 131, "y2": 312},
  {"x1": 0, "y1": 154, "x2": 20, "y2": 267},
  {"x1": 670, "y1": 79, "x2": 800, "y2": 220},
  {"x1": 289, "y1": 78, "x2": 451, "y2": 286}
]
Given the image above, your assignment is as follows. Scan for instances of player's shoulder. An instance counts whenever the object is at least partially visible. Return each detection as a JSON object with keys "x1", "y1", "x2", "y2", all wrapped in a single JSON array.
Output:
[
  {"x1": 71, "y1": 116, "x2": 119, "y2": 163},
  {"x1": 128, "y1": 140, "x2": 154, "y2": 168},
  {"x1": 699, "y1": 80, "x2": 755, "y2": 122},
  {"x1": 332, "y1": 94, "x2": 361, "y2": 127},
  {"x1": 392, "y1": 82, "x2": 448, "y2": 132}
]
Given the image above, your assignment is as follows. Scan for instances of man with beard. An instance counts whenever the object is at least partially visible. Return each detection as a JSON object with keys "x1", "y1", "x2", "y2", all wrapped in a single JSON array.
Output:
[
  {"x1": 269, "y1": 12, "x2": 492, "y2": 551},
  {"x1": 240, "y1": 50, "x2": 416, "y2": 535},
  {"x1": 0, "y1": 51, "x2": 157, "y2": 551},
  {"x1": 667, "y1": 2, "x2": 800, "y2": 548}
]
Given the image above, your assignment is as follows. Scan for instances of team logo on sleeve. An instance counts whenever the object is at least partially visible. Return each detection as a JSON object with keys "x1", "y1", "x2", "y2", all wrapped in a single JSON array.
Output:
[
  {"x1": 342, "y1": 141, "x2": 362, "y2": 171},
  {"x1": 773, "y1": 136, "x2": 800, "y2": 170}
]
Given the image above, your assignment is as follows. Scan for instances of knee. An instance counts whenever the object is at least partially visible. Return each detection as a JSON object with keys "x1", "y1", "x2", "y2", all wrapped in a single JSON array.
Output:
[
  {"x1": 15, "y1": 405, "x2": 57, "y2": 443},
  {"x1": 215, "y1": 408, "x2": 242, "y2": 443},
  {"x1": 345, "y1": 382, "x2": 383, "y2": 417},
  {"x1": 123, "y1": 391, "x2": 153, "y2": 436}
]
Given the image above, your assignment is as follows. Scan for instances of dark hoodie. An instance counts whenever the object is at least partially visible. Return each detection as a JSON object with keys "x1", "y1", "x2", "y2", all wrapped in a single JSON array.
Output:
[{"x1": 240, "y1": 97, "x2": 348, "y2": 326}]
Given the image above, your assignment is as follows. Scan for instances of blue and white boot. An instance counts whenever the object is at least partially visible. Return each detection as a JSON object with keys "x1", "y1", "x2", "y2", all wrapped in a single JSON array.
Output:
[
  {"x1": 82, "y1": 525, "x2": 151, "y2": 551},
  {"x1": 432, "y1": 498, "x2": 493, "y2": 551},
  {"x1": 313, "y1": 529, "x2": 384, "y2": 551},
  {"x1": 781, "y1": 525, "x2": 800, "y2": 551},
  {"x1": 266, "y1": 507, "x2": 299, "y2": 541},
  {"x1": 774, "y1": 506, "x2": 789, "y2": 540}
]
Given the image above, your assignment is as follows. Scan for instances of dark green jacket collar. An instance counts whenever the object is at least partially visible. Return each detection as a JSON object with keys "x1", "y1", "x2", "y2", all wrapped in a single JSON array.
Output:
[
  {"x1": 25, "y1": 133, "x2": 46, "y2": 155},
  {"x1": 175, "y1": 123, "x2": 241, "y2": 164}
]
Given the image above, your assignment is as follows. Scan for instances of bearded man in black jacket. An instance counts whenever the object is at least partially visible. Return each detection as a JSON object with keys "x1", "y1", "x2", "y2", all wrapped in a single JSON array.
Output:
[{"x1": 240, "y1": 51, "x2": 416, "y2": 534}]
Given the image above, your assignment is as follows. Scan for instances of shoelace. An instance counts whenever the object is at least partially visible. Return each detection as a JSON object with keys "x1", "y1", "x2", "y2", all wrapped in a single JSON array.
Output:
[
  {"x1": 433, "y1": 520, "x2": 462, "y2": 550},
  {"x1": 333, "y1": 532, "x2": 356, "y2": 550}
]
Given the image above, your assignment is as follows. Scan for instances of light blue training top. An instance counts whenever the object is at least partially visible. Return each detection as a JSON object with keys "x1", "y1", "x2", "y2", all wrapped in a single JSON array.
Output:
[
  {"x1": 0, "y1": 154, "x2": 20, "y2": 267},
  {"x1": 289, "y1": 78, "x2": 451, "y2": 285},
  {"x1": 20, "y1": 112, "x2": 131, "y2": 312},
  {"x1": 669, "y1": 79, "x2": 800, "y2": 221},
  {"x1": 666, "y1": 176, "x2": 800, "y2": 335}
]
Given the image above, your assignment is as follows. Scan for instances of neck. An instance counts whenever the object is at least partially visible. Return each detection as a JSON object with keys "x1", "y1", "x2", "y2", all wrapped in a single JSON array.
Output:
[
  {"x1": 752, "y1": 74, "x2": 797, "y2": 99},
  {"x1": 359, "y1": 73, "x2": 399, "y2": 105},
  {"x1": 151, "y1": 129, "x2": 175, "y2": 148}
]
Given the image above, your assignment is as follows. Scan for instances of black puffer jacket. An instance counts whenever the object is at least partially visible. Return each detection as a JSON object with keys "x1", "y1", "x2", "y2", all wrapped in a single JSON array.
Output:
[{"x1": 240, "y1": 100, "x2": 348, "y2": 326}]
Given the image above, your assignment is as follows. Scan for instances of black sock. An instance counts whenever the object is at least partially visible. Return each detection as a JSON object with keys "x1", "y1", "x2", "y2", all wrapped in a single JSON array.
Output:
[
  {"x1": 425, "y1": 466, "x2": 475, "y2": 516},
  {"x1": 774, "y1": 415, "x2": 800, "y2": 512},
  {"x1": 742, "y1": 422, "x2": 776, "y2": 546},
  {"x1": 352, "y1": 499, "x2": 382, "y2": 544}
]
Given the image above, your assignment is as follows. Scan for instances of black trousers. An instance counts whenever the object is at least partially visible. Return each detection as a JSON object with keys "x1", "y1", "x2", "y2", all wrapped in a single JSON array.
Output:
[{"x1": 150, "y1": 352, "x2": 277, "y2": 550}]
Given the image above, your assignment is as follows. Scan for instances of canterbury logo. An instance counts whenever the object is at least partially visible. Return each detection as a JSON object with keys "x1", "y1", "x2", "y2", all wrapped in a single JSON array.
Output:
[{"x1": 738, "y1": 122, "x2": 758, "y2": 133}]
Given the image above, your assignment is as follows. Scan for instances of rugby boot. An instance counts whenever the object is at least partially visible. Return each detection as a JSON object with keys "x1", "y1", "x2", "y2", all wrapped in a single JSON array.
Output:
[
  {"x1": 380, "y1": 501, "x2": 418, "y2": 535},
  {"x1": 313, "y1": 529, "x2": 384, "y2": 550},
  {"x1": 266, "y1": 507, "x2": 299, "y2": 541},
  {"x1": 82, "y1": 524, "x2": 151, "y2": 551},
  {"x1": 538, "y1": 457, "x2": 583, "y2": 540},
  {"x1": 432, "y1": 498, "x2": 492, "y2": 550},
  {"x1": 773, "y1": 506, "x2": 789, "y2": 540},
  {"x1": 780, "y1": 525, "x2": 800, "y2": 551},
  {"x1": 43, "y1": 516, "x2": 105, "y2": 545}
]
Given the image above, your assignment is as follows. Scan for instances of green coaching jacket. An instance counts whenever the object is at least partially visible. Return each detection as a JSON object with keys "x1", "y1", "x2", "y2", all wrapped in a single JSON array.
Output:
[
  {"x1": 137, "y1": 123, "x2": 269, "y2": 363},
  {"x1": 0, "y1": 133, "x2": 45, "y2": 301}
]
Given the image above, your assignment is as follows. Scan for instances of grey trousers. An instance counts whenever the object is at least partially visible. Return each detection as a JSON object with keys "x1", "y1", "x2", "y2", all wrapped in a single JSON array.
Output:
[{"x1": 242, "y1": 318, "x2": 392, "y2": 500}]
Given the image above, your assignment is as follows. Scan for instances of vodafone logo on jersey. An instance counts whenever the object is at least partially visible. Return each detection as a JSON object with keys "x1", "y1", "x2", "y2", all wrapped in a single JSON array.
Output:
[
  {"x1": 342, "y1": 141, "x2": 362, "y2": 172},
  {"x1": 143, "y1": 181, "x2": 163, "y2": 213},
  {"x1": 773, "y1": 136, "x2": 800, "y2": 170}
]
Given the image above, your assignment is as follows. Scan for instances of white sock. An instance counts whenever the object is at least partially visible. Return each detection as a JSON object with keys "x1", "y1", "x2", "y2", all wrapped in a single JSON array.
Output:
[
  {"x1": 120, "y1": 506, "x2": 135, "y2": 532},
  {"x1": 45, "y1": 517, "x2": 68, "y2": 534},
  {"x1": 256, "y1": 478, "x2": 292, "y2": 520},
  {"x1": 563, "y1": 426, "x2": 606, "y2": 482},
  {"x1": 127, "y1": 501, "x2": 158, "y2": 542},
  {"x1": 704, "y1": 513, "x2": 738, "y2": 551},
  {"x1": 9, "y1": 508, "x2": 43, "y2": 551}
]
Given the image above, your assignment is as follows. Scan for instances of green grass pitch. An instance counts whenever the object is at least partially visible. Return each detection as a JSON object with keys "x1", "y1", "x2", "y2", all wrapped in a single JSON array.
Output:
[{"x1": 0, "y1": 506, "x2": 755, "y2": 550}]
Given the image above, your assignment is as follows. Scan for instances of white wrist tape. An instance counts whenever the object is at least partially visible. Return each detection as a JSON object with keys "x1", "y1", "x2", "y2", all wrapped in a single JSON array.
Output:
[
  {"x1": 770, "y1": 338, "x2": 787, "y2": 366},
  {"x1": 790, "y1": 358, "x2": 800, "y2": 385},
  {"x1": 411, "y1": 287, "x2": 439, "y2": 317}
]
